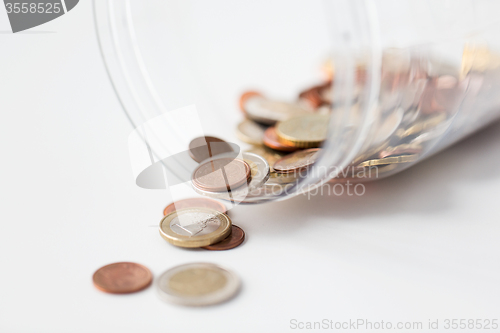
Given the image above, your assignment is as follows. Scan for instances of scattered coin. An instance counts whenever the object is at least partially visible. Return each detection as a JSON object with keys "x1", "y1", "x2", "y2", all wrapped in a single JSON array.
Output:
[
  {"x1": 275, "y1": 114, "x2": 330, "y2": 148},
  {"x1": 202, "y1": 225, "x2": 245, "y2": 251},
  {"x1": 93, "y1": 262, "x2": 152, "y2": 294},
  {"x1": 263, "y1": 127, "x2": 299, "y2": 152},
  {"x1": 159, "y1": 208, "x2": 232, "y2": 248},
  {"x1": 163, "y1": 198, "x2": 227, "y2": 216},
  {"x1": 242, "y1": 94, "x2": 309, "y2": 125},
  {"x1": 236, "y1": 119, "x2": 267, "y2": 145},
  {"x1": 188, "y1": 136, "x2": 234, "y2": 163},
  {"x1": 192, "y1": 158, "x2": 250, "y2": 192},
  {"x1": 157, "y1": 263, "x2": 240, "y2": 306},
  {"x1": 273, "y1": 148, "x2": 321, "y2": 174}
]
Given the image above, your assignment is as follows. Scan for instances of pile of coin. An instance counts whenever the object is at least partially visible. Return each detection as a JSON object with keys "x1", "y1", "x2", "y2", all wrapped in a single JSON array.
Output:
[
  {"x1": 93, "y1": 196, "x2": 244, "y2": 306},
  {"x1": 187, "y1": 51, "x2": 471, "y2": 200},
  {"x1": 93, "y1": 47, "x2": 496, "y2": 306},
  {"x1": 162, "y1": 198, "x2": 245, "y2": 250}
]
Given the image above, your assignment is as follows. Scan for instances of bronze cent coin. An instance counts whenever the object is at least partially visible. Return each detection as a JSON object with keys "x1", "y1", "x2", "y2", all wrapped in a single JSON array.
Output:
[
  {"x1": 93, "y1": 262, "x2": 152, "y2": 294},
  {"x1": 202, "y1": 225, "x2": 245, "y2": 251},
  {"x1": 189, "y1": 136, "x2": 234, "y2": 163},
  {"x1": 273, "y1": 148, "x2": 321, "y2": 174},
  {"x1": 299, "y1": 81, "x2": 332, "y2": 109},
  {"x1": 192, "y1": 157, "x2": 251, "y2": 192},
  {"x1": 163, "y1": 198, "x2": 227, "y2": 216},
  {"x1": 263, "y1": 127, "x2": 299, "y2": 152}
]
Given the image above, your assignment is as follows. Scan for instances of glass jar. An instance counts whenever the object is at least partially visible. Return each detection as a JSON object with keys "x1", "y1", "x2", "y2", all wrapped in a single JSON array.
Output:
[{"x1": 94, "y1": 0, "x2": 500, "y2": 205}]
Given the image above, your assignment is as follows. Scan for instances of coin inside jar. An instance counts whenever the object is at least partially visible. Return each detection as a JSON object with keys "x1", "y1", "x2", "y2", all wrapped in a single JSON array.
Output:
[
  {"x1": 156, "y1": 263, "x2": 240, "y2": 306},
  {"x1": 192, "y1": 158, "x2": 250, "y2": 192},
  {"x1": 379, "y1": 143, "x2": 422, "y2": 159},
  {"x1": 263, "y1": 127, "x2": 299, "y2": 152},
  {"x1": 245, "y1": 145, "x2": 285, "y2": 172},
  {"x1": 93, "y1": 262, "x2": 152, "y2": 294},
  {"x1": 163, "y1": 198, "x2": 227, "y2": 216},
  {"x1": 242, "y1": 94, "x2": 309, "y2": 125},
  {"x1": 236, "y1": 119, "x2": 267, "y2": 145},
  {"x1": 188, "y1": 136, "x2": 234, "y2": 163},
  {"x1": 298, "y1": 81, "x2": 332, "y2": 109},
  {"x1": 159, "y1": 208, "x2": 232, "y2": 248},
  {"x1": 357, "y1": 154, "x2": 418, "y2": 167},
  {"x1": 192, "y1": 152, "x2": 270, "y2": 202},
  {"x1": 202, "y1": 225, "x2": 245, "y2": 251},
  {"x1": 275, "y1": 114, "x2": 330, "y2": 148},
  {"x1": 273, "y1": 148, "x2": 321, "y2": 174},
  {"x1": 239, "y1": 91, "x2": 263, "y2": 113}
]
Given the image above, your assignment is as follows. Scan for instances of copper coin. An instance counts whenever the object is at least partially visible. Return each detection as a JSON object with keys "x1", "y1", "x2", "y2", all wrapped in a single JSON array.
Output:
[
  {"x1": 273, "y1": 148, "x2": 321, "y2": 174},
  {"x1": 93, "y1": 262, "x2": 152, "y2": 294},
  {"x1": 299, "y1": 82, "x2": 332, "y2": 109},
  {"x1": 163, "y1": 198, "x2": 227, "y2": 216},
  {"x1": 239, "y1": 91, "x2": 263, "y2": 113},
  {"x1": 202, "y1": 225, "x2": 245, "y2": 251},
  {"x1": 188, "y1": 136, "x2": 234, "y2": 163},
  {"x1": 263, "y1": 127, "x2": 299, "y2": 152},
  {"x1": 192, "y1": 157, "x2": 251, "y2": 192}
]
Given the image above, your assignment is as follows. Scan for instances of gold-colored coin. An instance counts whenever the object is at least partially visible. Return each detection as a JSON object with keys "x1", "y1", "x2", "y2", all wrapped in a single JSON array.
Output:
[
  {"x1": 157, "y1": 263, "x2": 240, "y2": 306},
  {"x1": 236, "y1": 119, "x2": 266, "y2": 145},
  {"x1": 461, "y1": 45, "x2": 500, "y2": 78},
  {"x1": 159, "y1": 208, "x2": 232, "y2": 248},
  {"x1": 275, "y1": 114, "x2": 330, "y2": 148},
  {"x1": 273, "y1": 148, "x2": 321, "y2": 173},
  {"x1": 265, "y1": 171, "x2": 299, "y2": 186},
  {"x1": 357, "y1": 154, "x2": 418, "y2": 167}
]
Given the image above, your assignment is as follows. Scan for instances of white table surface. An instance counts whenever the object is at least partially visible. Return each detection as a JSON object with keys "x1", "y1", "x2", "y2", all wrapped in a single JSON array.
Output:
[{"x1": 1, "y1": 2, "x2": 499, "y2": 332}]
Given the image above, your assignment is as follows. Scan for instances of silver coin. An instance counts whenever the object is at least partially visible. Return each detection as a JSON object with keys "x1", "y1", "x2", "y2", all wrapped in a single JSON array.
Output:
[
  {"x1": 193, "y1": 152, "x2": 270, "y2": 202},
  {"x1": 157, "y1": 263, "x2": 240, "y2": 306},
  {"x1": 236, "y1": 119, "x2": 266, "y2": 145},
  {"x1": 169, "y1": 210, "x2": 222, "y2": 237},
  {"x1": 243, "y1": 95, "x2": 309, "y2": 125}
]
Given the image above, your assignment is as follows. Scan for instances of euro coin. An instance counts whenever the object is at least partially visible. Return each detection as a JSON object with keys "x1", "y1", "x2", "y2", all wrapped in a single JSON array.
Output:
[
  {"x1": 157, "y1": 263, "x2": 240, "y2": 306},
  {"x1": 273, "y1": 148, "x2": 321, "y2": 174},
  {"x1": 275, "y1": 114, "x2": 329, "y2": 148},
  {"x1": 236, "y1": 119, "x2": 266, "y2": 145},
  {"x1": 159, "y1": 208, "x2": 232, "y2": 248},
  {"x1": 192, "y1": 158, "x2": 250, "y2": 192}
]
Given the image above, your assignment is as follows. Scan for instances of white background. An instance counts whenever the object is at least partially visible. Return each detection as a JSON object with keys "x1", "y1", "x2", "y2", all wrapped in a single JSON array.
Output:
[{"x1": 1, "y1": 1, "x2": 500, "y2": 332}]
